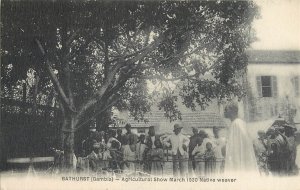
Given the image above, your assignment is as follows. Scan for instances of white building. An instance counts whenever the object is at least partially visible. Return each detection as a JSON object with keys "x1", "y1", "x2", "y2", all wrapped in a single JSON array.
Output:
[{"x1": 243, "y1": 50, "x2": 300, "y2": 126}]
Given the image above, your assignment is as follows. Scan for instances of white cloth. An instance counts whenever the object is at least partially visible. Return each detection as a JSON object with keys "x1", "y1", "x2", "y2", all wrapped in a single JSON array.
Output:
[
  {"x1": 213, "y1": 137, "x2": 226, "y2": 159},
  {"x1": 163, "y1": 133, "x2": 190, "y2": 156},
  {"x1": 192, "y1": 138, "x2": 212, "y2": 157},
  {"x1": 224, "y1": 118, "x2": 259, "y2": 174}
]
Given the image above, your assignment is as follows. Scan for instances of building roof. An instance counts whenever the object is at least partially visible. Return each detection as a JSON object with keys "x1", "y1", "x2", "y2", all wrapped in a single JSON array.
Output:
[
  {"x1": 247, "y1": 50, "x2": 300, "y2": 64},
  {"x1": 117, "y1": 111, "x2": 228, "y2": 135}
]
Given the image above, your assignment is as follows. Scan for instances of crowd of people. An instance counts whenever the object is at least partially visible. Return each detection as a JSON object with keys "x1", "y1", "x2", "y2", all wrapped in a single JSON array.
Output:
[
  {"x1": 76, "y1": 105, "x2": 299, "y2": 177},
  {"x1": 79, "y1": 123, "x2": 227, "y2": 177},
  {"x1": 253, "y1": 122, "x2": 298, "y2": 176}
]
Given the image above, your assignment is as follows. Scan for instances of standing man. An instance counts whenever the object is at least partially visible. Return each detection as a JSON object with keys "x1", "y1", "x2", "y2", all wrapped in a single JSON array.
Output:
[
  {"x1": 123, "y1": 124, "x2": 138, "y2": 171},
  {"x1": 144, "y1": 126, "x2": 161, "y2": 173},
  {"x1": 163, "y1": 124, "x2": 190, "y2": 177},
  {"x1": 188, "y1": 127, "x2": 201, "y2": 175},
  {"x1": 145, "y1": 126, "x2": 160, "y2": 149},
  {"x1": 124, "y1": 124, "x2": 138, "y2": 151},
  {"x1": 223, "y1": 102, "x2": 258, "y2": 174}
]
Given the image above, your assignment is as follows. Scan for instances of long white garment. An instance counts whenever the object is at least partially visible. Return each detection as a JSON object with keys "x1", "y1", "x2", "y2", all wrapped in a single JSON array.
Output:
[{"x1": 224, "y1": 118, "x2": 259, "y2": 174}]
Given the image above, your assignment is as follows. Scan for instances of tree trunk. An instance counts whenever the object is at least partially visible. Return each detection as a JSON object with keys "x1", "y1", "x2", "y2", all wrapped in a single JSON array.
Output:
[
  {"x1": 62, "y1": 113, "x2": 77, "y2": 172},
  {"x1": 96, "y1": 108, "x2": 112, "y2": 132}
]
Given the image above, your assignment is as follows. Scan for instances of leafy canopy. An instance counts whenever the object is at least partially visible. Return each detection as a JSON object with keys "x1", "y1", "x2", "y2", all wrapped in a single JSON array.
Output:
[{"x1": 1, "y1": 0, "x2": 259, "y2": 126}]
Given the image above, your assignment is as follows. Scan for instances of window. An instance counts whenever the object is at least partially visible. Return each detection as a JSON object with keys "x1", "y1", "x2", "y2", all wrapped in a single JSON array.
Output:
[
  {"x1": 261, "y1": 76, "x2": 272, "y2": 97},
  {"x1": 291, "y1": 76, "x2": 300, "y2": 97},
  {"x1": 256, "y1": 76, "x2": 278, "y2": 97}
]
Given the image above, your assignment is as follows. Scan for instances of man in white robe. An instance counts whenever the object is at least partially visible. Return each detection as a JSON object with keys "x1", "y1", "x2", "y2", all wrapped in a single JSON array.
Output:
[{"x1": 224, "y1": 103, "x2": 258, "y2": 175}]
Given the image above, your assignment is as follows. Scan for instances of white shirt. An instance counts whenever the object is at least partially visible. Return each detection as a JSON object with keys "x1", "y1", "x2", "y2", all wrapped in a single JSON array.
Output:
[
  {"x1": 163, "y1": 133, "x2": 190, "y2": 155},
  {"x1": 213, "y1": 137, "x2": 226, "y2": 159}
]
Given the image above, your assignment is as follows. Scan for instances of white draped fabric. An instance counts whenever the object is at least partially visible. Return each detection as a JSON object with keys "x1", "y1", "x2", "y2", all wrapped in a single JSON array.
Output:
[{"x1": 224, "y1": 118, "x2": 259, "y2": 174}]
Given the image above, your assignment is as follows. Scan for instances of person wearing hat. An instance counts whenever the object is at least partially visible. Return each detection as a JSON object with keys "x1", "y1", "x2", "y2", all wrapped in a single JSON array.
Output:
[{"x1": 163, "y1": 124, "x2": 190, "y2": 177}]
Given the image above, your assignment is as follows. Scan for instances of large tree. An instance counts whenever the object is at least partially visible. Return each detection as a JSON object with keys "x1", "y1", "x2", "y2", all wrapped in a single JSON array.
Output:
[{"x1": 1, "y1": 0, "x2": 259, "y2": 170}]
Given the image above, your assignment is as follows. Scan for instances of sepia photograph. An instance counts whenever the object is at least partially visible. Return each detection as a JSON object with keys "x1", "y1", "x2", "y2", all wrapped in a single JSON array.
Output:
[{"x1": 0, "y1": 0, "x2": 300, "y2": 189}]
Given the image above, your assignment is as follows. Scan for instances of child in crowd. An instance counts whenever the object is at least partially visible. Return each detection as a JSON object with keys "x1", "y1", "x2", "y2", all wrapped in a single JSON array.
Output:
[
  {"x1": 150, "y1": 139, "x2": 164, "y2": 176},
  {"x1": 192, "y1": 138, "x2": 205, "y2": 176},
  {"x1": 136, "y1": 134, "x2": 146, "y2": 171},
  {"x1": 204, "y1": 142, "x2": 216, "y2": 176}
]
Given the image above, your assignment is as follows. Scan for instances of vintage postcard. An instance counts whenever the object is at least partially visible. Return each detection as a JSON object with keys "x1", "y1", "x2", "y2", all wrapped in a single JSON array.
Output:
[{"x1": 1, "y1": 0, "x2": 300, "y2": 190}]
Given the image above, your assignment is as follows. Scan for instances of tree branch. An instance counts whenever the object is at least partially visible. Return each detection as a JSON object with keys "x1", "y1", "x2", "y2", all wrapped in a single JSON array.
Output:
[
  {"x1": 77, "y1": 30, "x2": 165, "y2": 119},
  {"x1": 35, "y1": 39, "x2": 75, "y2": 112},
  {"x1": 136, "y1": 59, "x2": 219, "y2": 82},
  {"x1": 74, "y1": 94, "x2": 122, "y2": 131},
  {"x1": 76, "y1": 61, "x2": 124, "y2": 119}
]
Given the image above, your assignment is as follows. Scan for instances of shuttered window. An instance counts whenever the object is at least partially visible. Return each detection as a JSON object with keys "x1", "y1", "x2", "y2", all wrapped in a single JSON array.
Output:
[
  {"x1": 271, "y1": 76, "x2": 278, "y2": 97},
  {"x1": 256, "y1": 76, "x2": 278, "y2": 97},
  {"x1": 256, "y1": 76, "x2": 262, "y2": 97}
]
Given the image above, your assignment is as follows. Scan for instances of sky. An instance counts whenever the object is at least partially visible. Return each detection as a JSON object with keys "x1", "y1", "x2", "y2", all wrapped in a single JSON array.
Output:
[{"x1": 251, "y1": 0, "x2": 300, "y2": 50}]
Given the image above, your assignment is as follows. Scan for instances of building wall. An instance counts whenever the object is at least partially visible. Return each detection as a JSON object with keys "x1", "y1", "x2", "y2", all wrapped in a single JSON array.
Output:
[{"x1": 244, "y1": 63, "x2": 300, "y2": 124}]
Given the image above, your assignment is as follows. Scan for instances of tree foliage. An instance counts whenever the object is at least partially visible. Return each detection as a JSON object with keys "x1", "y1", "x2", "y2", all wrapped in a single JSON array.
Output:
[
  {"x1": 1, "y1": 0, "x2": 259, "y2": 168},
  {"x1": 2, "y1": 0, "x2": 259, "y2": 122}
]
